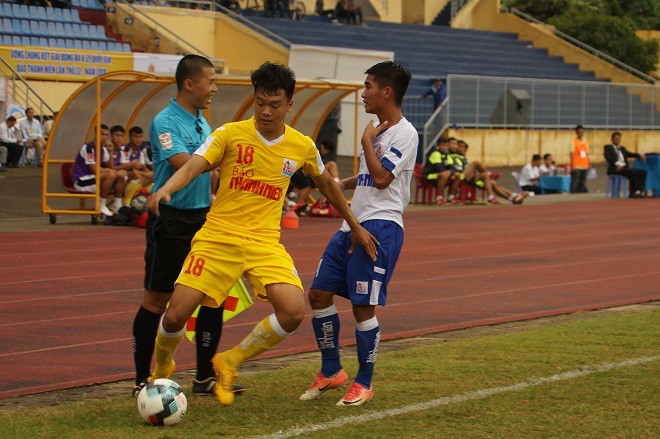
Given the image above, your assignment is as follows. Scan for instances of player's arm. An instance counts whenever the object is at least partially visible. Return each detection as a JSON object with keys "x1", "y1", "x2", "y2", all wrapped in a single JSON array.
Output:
[
  {"x1": 312, "y1": 170, "x2": 379, "y2": 261},
  {"x1": 168, "y1": 152, "x2": 219, "y2": 173},
  {"x1": 338, "y1": 175, "x2": 358, "y2": 190},
  {"x1": 361, "y1": 120, "x2": 395, "y2": 189},
  {"x1": 148, "y1": 155, "x2": 209, "y2": 216}
]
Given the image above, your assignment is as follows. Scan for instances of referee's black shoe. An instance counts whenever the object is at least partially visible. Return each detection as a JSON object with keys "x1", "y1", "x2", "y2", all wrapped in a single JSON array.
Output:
[{"x1": 192, "y1": 377, "x2": 247, "y2": 396}]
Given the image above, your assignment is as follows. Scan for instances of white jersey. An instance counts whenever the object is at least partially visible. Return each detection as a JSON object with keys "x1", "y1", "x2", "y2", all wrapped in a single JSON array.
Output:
[{"x1": 341, "y1": 117, "x2": 418, "y2": 232}]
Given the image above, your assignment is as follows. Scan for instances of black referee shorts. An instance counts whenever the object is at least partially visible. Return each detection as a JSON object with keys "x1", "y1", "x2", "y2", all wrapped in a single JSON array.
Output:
[{"x1": 144, "y1": 204, "x2": 209, "y2": 293}]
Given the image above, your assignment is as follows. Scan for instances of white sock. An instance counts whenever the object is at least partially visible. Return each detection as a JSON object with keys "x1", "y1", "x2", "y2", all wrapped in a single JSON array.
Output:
[
  {"x1": 487, "y1": 195, "x2": 495, "y2": 201},
  {"x1": 509, "y1": 193, "x2": 517, "y2": 201},
  {"x1": 100, "y1": 197, "x2": 107, "y2": 206}
]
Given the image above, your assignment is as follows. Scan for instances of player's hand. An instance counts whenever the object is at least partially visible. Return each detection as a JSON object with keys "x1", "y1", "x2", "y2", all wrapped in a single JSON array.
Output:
[
  {"x1": 148, "y1": 189, "x2": 170, "y2": 216},
  {"x1": 362, "y1": 120, "x2": 388, "y2": 144},
  {"x1": 348, "y1": 226, "x2": 379, "y2": 261}
]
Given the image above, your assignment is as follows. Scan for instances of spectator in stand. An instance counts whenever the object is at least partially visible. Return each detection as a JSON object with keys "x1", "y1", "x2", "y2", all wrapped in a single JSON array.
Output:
[
  {"x1": 604, "y1": 132, "x2": 647, "y2": 198},
  {"x1": 219, "y1": 0, "x2": 239, "y2": 11},
  {"x1": 71, "y1": 124, "x2": 128, "y2": 217},
  {"x1": 335, "y1": 0, "x2": 350, "y2": 23},
  {"x1": 539, "y1": 153, "x2": 556, "y2": 176},
  {"x1": 423, "y1": 137, "x2": 453, "y2": 205},
  {"x1": 0, "y1": 116, "x2": 23, "y2": 168},
  {"x1": 316, "y1": 0, "x2": 337, "y2": 22},
  {"x1": 320, "y1": 140, "x2": 339, "y2": 180},
  {"x1": 519, "y1": 154, "x2": 542, "y2": 194},
  {"x1": 569, "y1": 124, "x2": 590, "y2": 193},
  {"x1": 421, "y1": 77, "x2": 446, "y2": 110},
  {"x1": 347, "y1": 0, "x2": 363, "y2": 24},
  {"x1": 19, "y1": 107, "x2": 46, "y2": 167}
]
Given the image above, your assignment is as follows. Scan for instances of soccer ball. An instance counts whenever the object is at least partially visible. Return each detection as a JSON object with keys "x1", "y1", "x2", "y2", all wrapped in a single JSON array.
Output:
[
  {"x1": 130, "y1": 192, "x2": 148, "y2": 213},
  {"x1": 137, "y1": 379, "x2": 187, "y2": 426}
]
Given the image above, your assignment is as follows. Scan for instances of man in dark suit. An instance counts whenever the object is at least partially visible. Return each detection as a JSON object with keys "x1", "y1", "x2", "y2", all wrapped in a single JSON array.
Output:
[{"x1": 604, "y1": 132, "x2": 647, "y2": 198}]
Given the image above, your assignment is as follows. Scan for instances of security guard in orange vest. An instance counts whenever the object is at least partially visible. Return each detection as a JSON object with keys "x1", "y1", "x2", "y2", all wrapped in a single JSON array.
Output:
[{"x1": 570, "y1": 124, "x2": 590, "y2": 193}]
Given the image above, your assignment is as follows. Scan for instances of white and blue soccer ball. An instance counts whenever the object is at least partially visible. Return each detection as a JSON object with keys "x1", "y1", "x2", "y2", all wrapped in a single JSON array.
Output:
[
  {"x1": 137, "y1": 379, "x2": 187, "y2": 426},
  {"x1": 130, "y1": 193, "x2": 148, "y2": 213}
]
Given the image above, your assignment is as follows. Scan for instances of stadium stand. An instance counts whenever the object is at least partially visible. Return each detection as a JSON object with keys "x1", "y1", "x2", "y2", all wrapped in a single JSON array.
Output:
[{"x1": 0, "y1": 4, "x2": 130, "y2": 52}]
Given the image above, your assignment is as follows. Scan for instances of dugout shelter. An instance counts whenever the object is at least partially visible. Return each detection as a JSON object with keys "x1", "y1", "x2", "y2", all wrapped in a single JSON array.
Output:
[{"x1": 42, "y1": 71, "x2": 364, "y2": 223}]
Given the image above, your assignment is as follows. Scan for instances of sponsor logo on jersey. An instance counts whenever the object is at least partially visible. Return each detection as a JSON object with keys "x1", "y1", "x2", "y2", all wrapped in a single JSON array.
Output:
[
  {"x1": 356, "y1": 173, "x2": 375, "y2": 188},
  {"x1": 229, "y1": 176, "x2": 283, "y2": 201},
  {"x1": 159, "y1": 133, "x2": 173, "y2": 150},
  {"x1": 356, "y1": 281, "x2": 368, "y2": 295},
  {"x1": 282, "y1": 158, "x2": 297, "y2": 177},
  {"x1": 292, "y1": 267, "x2": 299, "y2": 278}
]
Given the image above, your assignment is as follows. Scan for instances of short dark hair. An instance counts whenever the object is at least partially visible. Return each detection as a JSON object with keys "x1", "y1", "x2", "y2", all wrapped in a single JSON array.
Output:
[
  {"x1": 438, "y1": 137, "x2": 448, "y2": 144},
  {"x1": 25, "y1": 107, "x2": 34, "y2": 114},
  {"x1": 448, "y1": 137, "x2": 456, "y2": 142},
  {"x1": 129, "y1": 126, "x2": 143, "y2": 136},
  {"x1": 320, "y1": 139, "x2": 335, "y2": 153},
  {"x1": 251, "y1": 61, "x2": 296, "y2": 101},
  {"x1": 575, "y1": 124, "x2": 585, "y2": 131},
  {"x1": 458, "y1": 140, "x2": 469, "y2": 149},
  {"x1": 110, "y1": 125, "x2": 125, "y2": 134},
  {"x1": 175, "y1": 54, "x2": 214, "y2": 91},
  {"x1": 611, "y1": 131, "x2": 621, "y2": 139},
  {"x1": 100, "y1": 124, "x2": 109, "y2": 131},
  {"x1": 543, "y1": 153, "x2": 552, "y2": 160},
  {"x1": 532, "y1": 154, "x2": 542, "y2": 161},
  {"x1": 364, "y1": 61, "x2": 411, "y2": 107},
  {"x1": 6, "y1": 116, "x2": 16, "y2": 123}
]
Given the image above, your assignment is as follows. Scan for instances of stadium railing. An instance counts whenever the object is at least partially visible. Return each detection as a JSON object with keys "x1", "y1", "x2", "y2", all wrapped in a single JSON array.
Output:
[{"x1": 0, "y1": 55, "x2": 55, "y2": 117}]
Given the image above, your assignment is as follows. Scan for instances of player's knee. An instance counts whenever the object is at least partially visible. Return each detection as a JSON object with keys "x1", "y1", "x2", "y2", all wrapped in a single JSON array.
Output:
[
  {"x1": 162, "y1": 311, "x2": 186, "y2": 332},
  {"x1": 308, "y1": 289, "x2": 333, "y2": 309}
]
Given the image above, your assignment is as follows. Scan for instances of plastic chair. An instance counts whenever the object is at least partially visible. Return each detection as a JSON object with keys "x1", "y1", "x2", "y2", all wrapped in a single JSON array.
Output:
[
  {"x1": 606, "y1": 175, "x2": 629, "y2": 199},
  {"x1": 511, "y1": 171, "x2": 522, "y2": 193},
  {"x1": 413, "y1": 163, "x2": 436, "y2": 205}
]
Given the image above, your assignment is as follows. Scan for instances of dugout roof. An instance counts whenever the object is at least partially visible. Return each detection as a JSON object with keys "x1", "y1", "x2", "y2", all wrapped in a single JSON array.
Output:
[{"x1": 43, "y1": 71, "x2": 364, "y2": 216}]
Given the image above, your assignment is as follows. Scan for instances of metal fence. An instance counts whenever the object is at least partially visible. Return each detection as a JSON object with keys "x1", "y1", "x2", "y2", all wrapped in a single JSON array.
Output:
[{"x1": 446, "y1": 75, "x2": 659, "y2": 131}]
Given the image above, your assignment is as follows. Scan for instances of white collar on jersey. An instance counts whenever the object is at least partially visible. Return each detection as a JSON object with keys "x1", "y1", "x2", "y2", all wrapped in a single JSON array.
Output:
[{"x1": 256, "y1": 127, "x2": 285, "y2": 146}]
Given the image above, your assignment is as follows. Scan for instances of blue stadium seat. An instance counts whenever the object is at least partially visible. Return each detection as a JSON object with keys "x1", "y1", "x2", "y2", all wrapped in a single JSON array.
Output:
[
  {"x1": 62, "y1": 9, "x2": 71, "y2": 22},
  {"x1": 2, "y1": 35, "x2": 11, "y2": 45},
  {"x1": 65, "y1": 39, "x2": 74, "y2": 48},
  {"x1": 3, "y1": 18, "x2": 14, "y2": 34},
  {"x1": 30, "y1": 36, "x2": 38, "y2": 46},
  {"x1": 11, "y1": 19, "x2": 22, "y2": 34},
  {"x1": 56, "y1": 38, "x2": 65, "y2": 47},
  {"x1": 47, "y1": 21, "x2": 56, "y2": 36},
  {"x1": 72, "y1": 23, "x2": 82, "y2": 38},
  {"x1": 99, "y1": 41, "x2": 107, "y2": 50},
  {"x1": 30, "y1": 20, "x2": 39, "y2": 36},
  {"x1": 80, "y1": 24, "x2": 90, "y2": 38},
  {"x1": 2, "y1": 4, "x2": 13, "y2": 18},
  {"x1": 55, "y1": 22, "x2": 64, "y2": 36},
  {"x1": 11, "y1": 4, "x2": 23, "y2": 19},
  {"x1": 35, "y1": 6, "x2": 47, "y2": 21},
  {"x1": 74, "y1": 39, "x2": 82, "y2": 49},
  {"x1": 71, "y1": 9, "x2": 80, "y2": 22},
  {"x1": 71, "y1": 0, "x2": 82, "y2": 7},
  {"x1": 46, "y1": 6, "x2": 56, "y2": 21},
  {"x1": 122, "y1": 43, "x2": 130, "y2": 52},
  {"x1": 53, "y1": 7, "x2": 63, "y2": 22},
  {"x1": 19, "y1": 5, "x2": 29, "y2": 19},
  {"x1": 21, "y1": 36, "x2": 30, "y2": 46},
  {"x1": 64, "y1": 22, "x2": 73, "y2": 35},
  {"x1": 38, "y1": 20, "x2": 47, "y2": 36},
  {"x1": 39, "y1": 37, "x2": 47, "y2": 47},
  {"x1": 48, "y1": 37, "x2": 57, "y2": 47},
  {"x1": 20, "y1": 19, "x2": 30, "y2": 35},
  {"x1": 0, "y1": 19, "x2": 5, "y2": 33},
  {"x1": 12, "y1": 35, "x2": 22, "y2": 46},
  {"x1": 90, "y1": 40, "x2": 99, "y2": 50},
  {"x1": 82, "y1": 40, "x2": 90, "y2": 50}
]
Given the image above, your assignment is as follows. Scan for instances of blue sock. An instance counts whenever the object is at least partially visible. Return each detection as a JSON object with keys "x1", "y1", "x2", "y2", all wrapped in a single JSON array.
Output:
[
  {"x1": 355, "y1": 316, "x2": 380, "y2": 389},
  {"x1": 311, "y1": 305, "x2": 342, "y2": 377}
]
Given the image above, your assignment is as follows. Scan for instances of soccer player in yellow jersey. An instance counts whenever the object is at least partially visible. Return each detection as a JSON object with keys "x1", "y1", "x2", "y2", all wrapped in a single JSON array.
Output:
[{"x1": 147, "y1": 62, "x2": 378, "y2": 406}]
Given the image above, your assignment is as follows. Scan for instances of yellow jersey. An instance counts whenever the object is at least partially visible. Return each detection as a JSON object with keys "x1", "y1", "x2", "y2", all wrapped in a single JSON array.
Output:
[{"x1": 195, "y1": 117, "x2": 325, "y2": 242}]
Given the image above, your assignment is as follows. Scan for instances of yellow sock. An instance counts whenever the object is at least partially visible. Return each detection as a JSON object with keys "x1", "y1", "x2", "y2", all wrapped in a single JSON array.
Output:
[
  {"x1": 122, "y1": 179, "x2": 142, "y2": 205},
  {"x1": 153, "y1": 323, "x2": 184, "y2": 378},
  {"x1": 226, "y1": 314, "x2": 291, "y2": 367}
]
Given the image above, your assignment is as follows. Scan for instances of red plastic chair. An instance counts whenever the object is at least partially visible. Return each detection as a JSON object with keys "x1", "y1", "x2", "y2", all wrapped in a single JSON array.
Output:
[{"x1": 413, "y1": 164, "x2": 436, "y2": 204}]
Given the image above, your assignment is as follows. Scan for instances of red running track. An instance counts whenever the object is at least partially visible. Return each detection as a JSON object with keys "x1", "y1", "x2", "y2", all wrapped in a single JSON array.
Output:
[{"x1": 1, "y1": 200, "x2": 658, "y2": 398}]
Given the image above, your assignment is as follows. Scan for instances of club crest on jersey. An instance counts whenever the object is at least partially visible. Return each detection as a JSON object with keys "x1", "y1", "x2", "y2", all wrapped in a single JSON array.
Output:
[
  {"x1": 356, "y1": 281, "x2": 368, "y2": 295},
  {"x1": 282, "y1": 158, "x2": 297, "y2": 177},
  {"x1": 159, "y1": 133, "x2": 173, "y2": 150}
]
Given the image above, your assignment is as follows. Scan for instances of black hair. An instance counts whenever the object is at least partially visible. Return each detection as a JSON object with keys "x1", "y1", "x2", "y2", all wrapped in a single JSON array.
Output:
[
  {"x1": 175, "y1": 54, "x2": 214, "y2": 91},
  {"x1": 129, "y1": 126, "x2": 143, "y2": 136},
  {"x1": 110, "y1": 125, "x2": 125, "y2": 134},
  {"x1": 25, "y1": 107, "x2": 34, "y2": 114},
  {"x1": 251, "y1": 62, "x2": 296, "y2": 101},
  {"x1": 320, "y1": 140, "x2": 336, "y2": 153},
  {"x1": 448, "y1": 137, "x2": 456, "y2": 142},
  {"x1": 543, "y1": 153, "x2": 552, "y2": 160},
  {"x1": 575, "y1": 124, "x2": 585, "y2": 131},
  {"x1": 611, "y1": 131, "x2": 621, "y2": 139},
  {"x1": 100, "y1": 124, "x2": 109, "y2": 131},
  {"x1": 6, "y1": 116, "x2": 16, "y2": 123},
  {"x1": 532, "y1": 154, "x2": 542, "y2": 161},
  {"x1": 459, "y1": 140, "x2": 469, "y2": 150},
  {"x1": 364, "y1": 61, "x2": 411, "y2": 107},
  {"x1": 438, "y1": 137, "x2": 448, "y2": 144}
]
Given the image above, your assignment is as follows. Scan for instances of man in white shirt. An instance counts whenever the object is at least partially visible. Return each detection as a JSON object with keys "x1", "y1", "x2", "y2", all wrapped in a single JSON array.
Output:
[
  {"x1": 519, "y1": 154, "x2": 542, "y2": 194},
  {"x1": 19, "y1": 108, "x2": 46, "y2": 167},
  {"x1": 539, "y1": 153, "x2": 556, "y2": 176},
  {"x1": 0, "y1": 116, "x2": 23, "y2": 168}
]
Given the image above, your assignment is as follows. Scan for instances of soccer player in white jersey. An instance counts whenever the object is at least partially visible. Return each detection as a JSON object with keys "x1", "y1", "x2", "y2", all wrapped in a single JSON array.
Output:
[{"x1": 300, "y1": 61, "x2": 418, "y2": 406}]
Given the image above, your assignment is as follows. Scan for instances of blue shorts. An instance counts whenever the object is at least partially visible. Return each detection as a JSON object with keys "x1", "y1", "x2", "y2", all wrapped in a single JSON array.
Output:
[{"x1": 311, "y1": 219, "x2": 403, "y2": 306}]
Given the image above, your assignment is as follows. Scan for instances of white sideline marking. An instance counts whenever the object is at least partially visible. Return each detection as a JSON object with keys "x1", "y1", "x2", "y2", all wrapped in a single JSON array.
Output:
[{"x1": 257, "y1": 356, "x2": 659, "y2": 439}]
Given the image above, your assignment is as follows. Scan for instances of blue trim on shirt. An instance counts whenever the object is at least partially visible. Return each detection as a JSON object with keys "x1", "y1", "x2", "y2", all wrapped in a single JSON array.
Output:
[
  {"x1": 381, "y1": 157, "x2": 396, "y2": 172},
  {"x1": 389, "y1": 147, "x2": 402, "y2": 158}
]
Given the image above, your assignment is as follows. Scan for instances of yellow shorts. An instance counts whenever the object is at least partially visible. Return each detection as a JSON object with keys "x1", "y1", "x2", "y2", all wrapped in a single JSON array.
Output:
[{"x1": 175, "y1": 226, "x2": 303, "y2": 308}]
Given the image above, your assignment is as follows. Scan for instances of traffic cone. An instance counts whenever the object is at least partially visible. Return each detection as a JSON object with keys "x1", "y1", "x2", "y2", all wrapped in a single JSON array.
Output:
[{"x1": 281, "y1": 209, "x2": 299, "y2": 229}]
